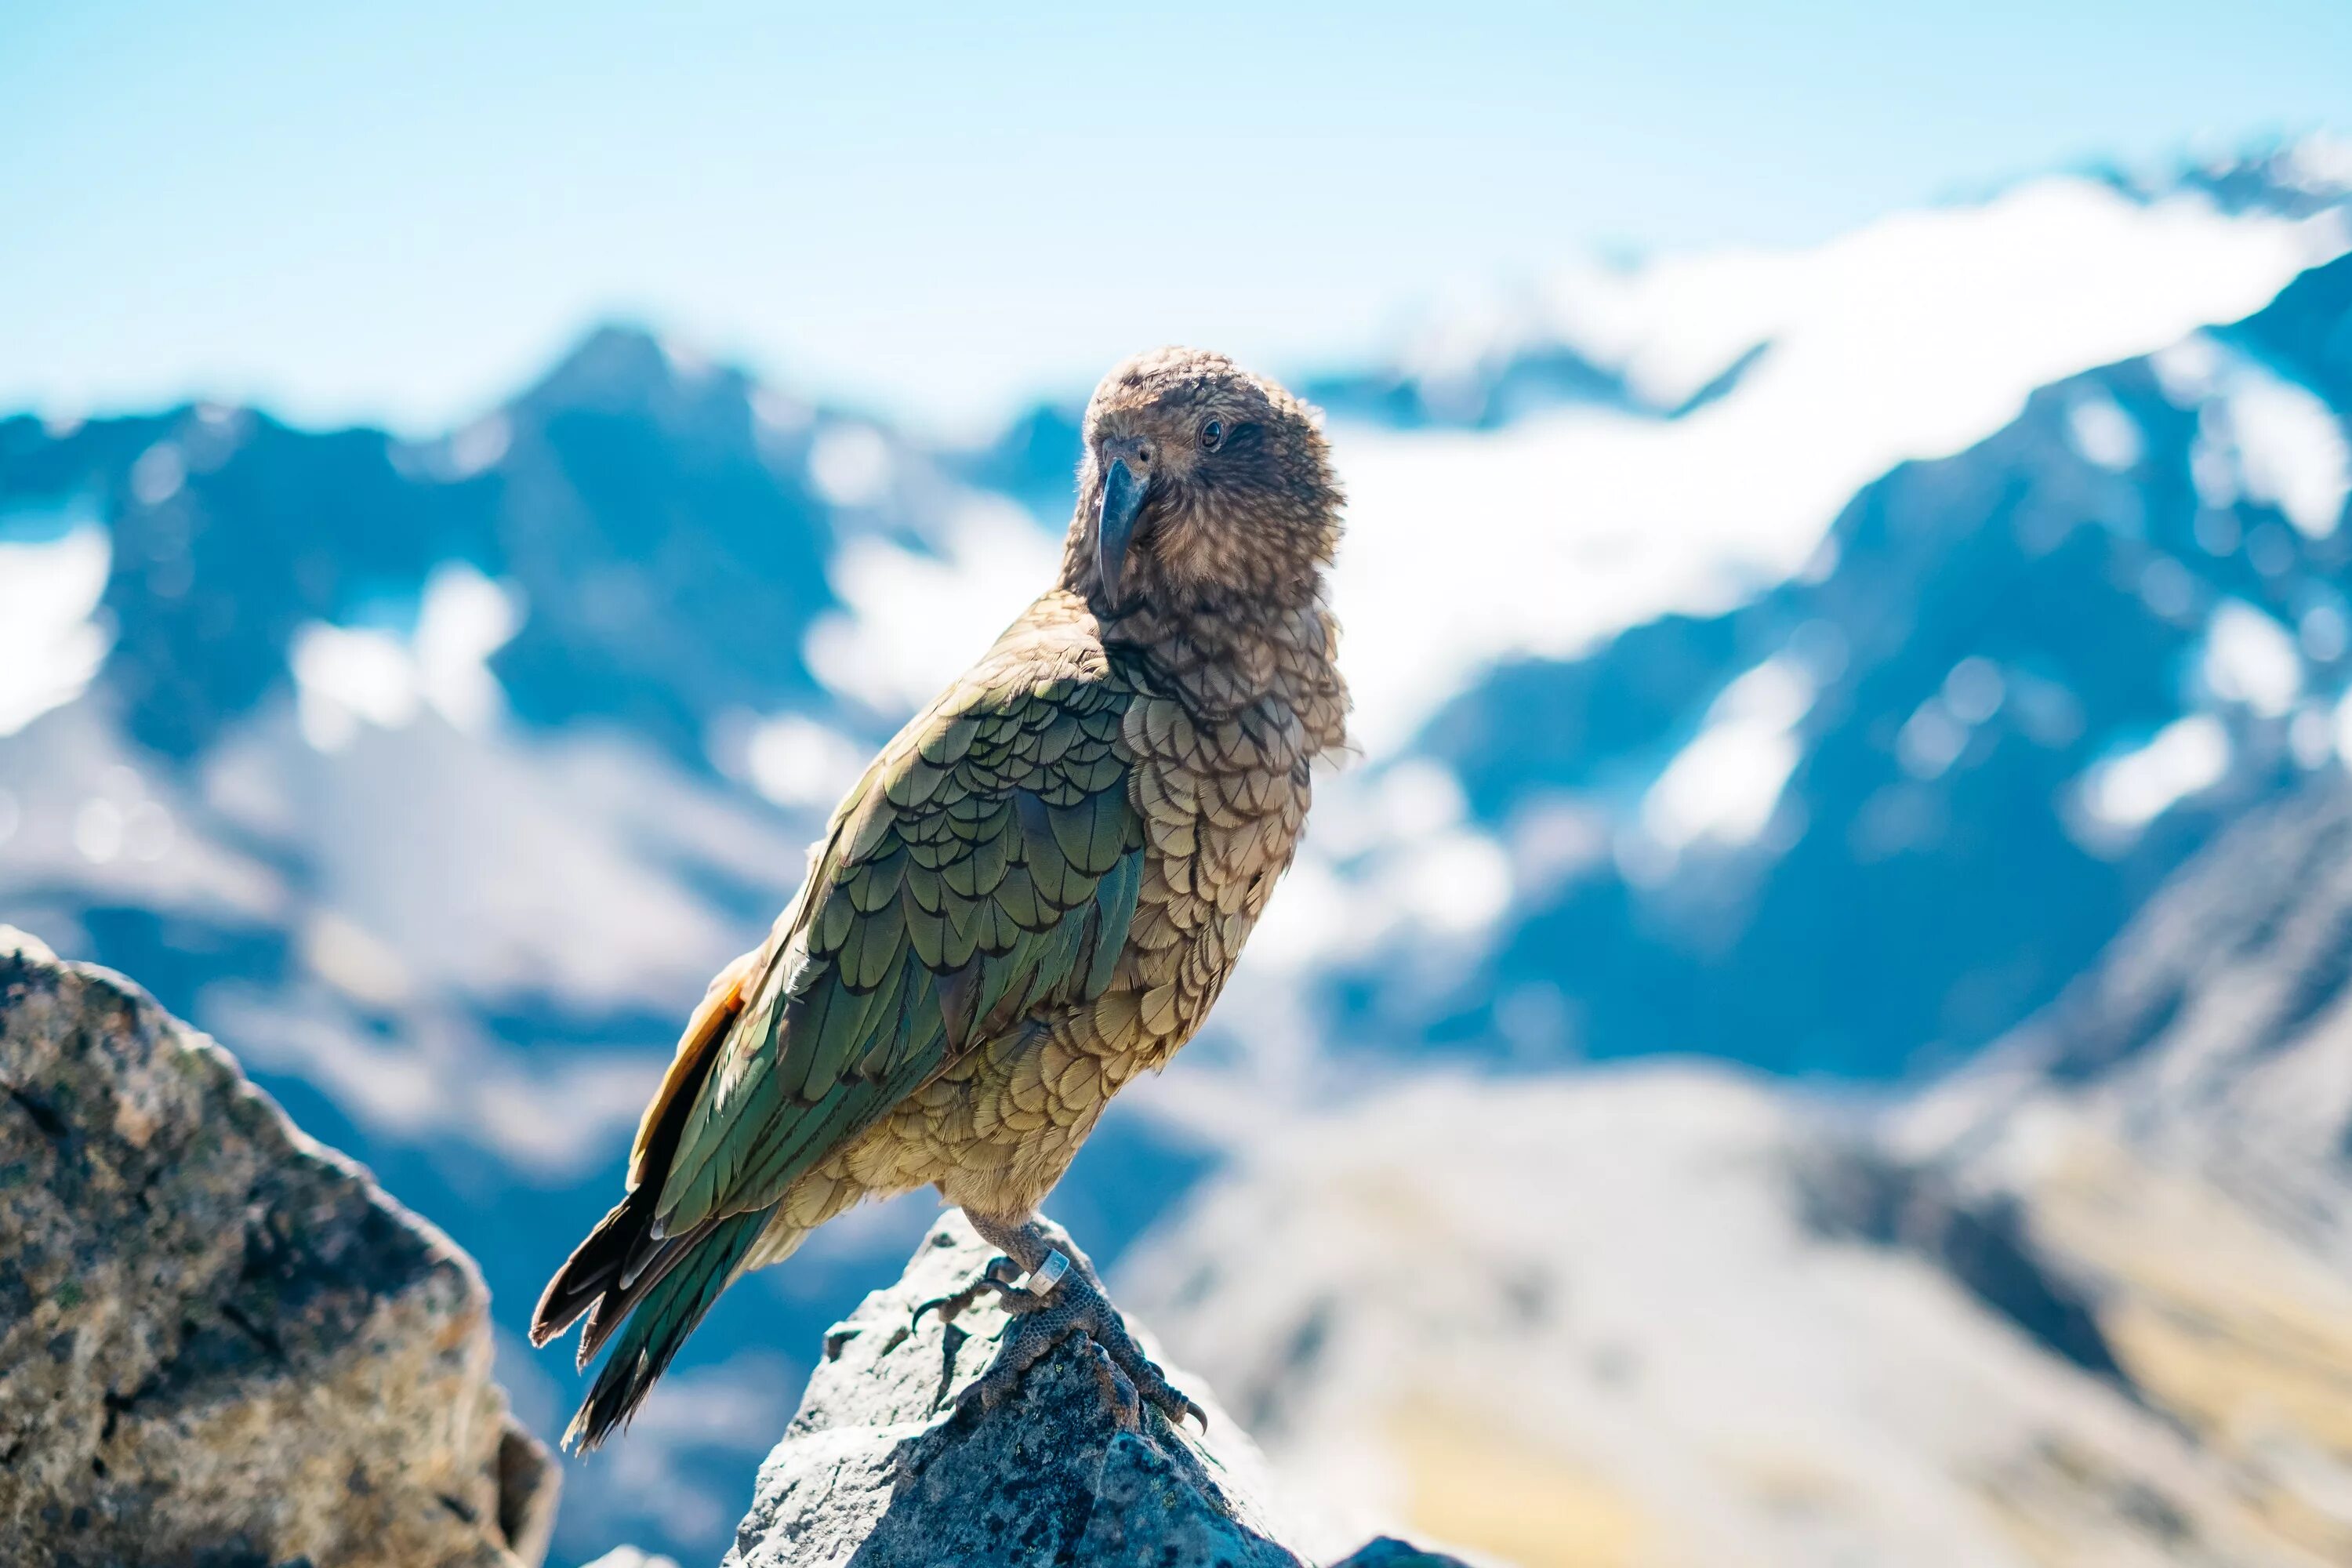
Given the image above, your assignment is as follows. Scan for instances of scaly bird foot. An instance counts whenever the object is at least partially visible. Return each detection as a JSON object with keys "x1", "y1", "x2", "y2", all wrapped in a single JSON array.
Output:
[
  {"x1": 938, "y1": 1239, "x2": 1206, "y2": 1433},
  {"x1": 909, "y1": 1252, "x2": 1024, "y2": 1330}
]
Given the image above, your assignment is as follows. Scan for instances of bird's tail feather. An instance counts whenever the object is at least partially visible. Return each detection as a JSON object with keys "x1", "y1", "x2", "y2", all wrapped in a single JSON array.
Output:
[
  {"x1": 530, "y1": 1189, "x2": 647, "y2": 1349},
  {"x1": 532, "y1": 946, "x2": 748, "y2": 1354},
  {"x1": 563, "y1": 1209, "x2": 768, "y2": 1452}
]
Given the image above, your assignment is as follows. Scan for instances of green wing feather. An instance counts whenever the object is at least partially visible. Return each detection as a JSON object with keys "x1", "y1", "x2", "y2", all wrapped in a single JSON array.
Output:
[
  {"x1": 563, "y1": 1208, "x2": 766, "y2": 1450},
  {"x1": 654, "y1": 635, "x2": 1149, "y2": 1237}
]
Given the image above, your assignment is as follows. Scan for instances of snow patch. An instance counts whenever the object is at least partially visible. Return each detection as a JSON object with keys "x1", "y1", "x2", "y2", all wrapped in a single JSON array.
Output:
[
  {"x1": 1642, "y1": 657, "x2": 1813, "y2": 851},
  {"x1": 744, "y1": 713, "x2": 869, "y2": 810},
  {"x1": 129, "y1": 442, "x2": 186, "y2": 506},
  {"x1": 0, "y1": 522, "x2": 114, "y2": 737},
  {"x1": 1249, "y1": 759, "x2": 1510, "y2": 969},
  {"x1": 2218, "y1": 359, "x2": 2351, "y2": 538},
  {"x1": 2079, "y1": 715, "x2": 2230, "y2": 830},
  {"x1": 2067, "y1": 393, "x2": 2143, "y2": 471},
  {"x1": 201, "y1": 702, "x2": 801, "y2": 1020},
  {"x1": 291, "y1": 563, "x2": 523, "y2": 750},
  {"x1": 446, "y1": 414, "x2": 512, "y2": 477},
  {"x1": 2202, "y1": 600, "x2": 2302, "y2": 716},
  {"x1": 0, "y1": 699, "x2": 289, "y2": 923},
  {"x1": 808, "y1": 423, "x2": 893, "y2": 508},
  {"x1": 806, "y1": 495, "x2": 1060, "y2": 716},
  {"x1": 206, "y1": 976, "x2": 666, "y2": 1179}
]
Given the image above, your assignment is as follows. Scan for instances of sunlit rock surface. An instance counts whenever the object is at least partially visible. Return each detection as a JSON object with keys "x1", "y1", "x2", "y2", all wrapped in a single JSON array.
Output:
[
  {"x1": 0, "y1": 927, "x2": 557, "y2": 1567},
  {"x1": 722, "y1": 1213, "x2": 1461, "y2": 1568}
]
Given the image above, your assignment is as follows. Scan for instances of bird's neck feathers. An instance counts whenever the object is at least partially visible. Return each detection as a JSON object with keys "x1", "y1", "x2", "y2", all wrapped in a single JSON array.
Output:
[
  {"x1": 1052, "y1": 582, "x2": 1348, "y2": 755},
  {"x1": 1047, "y1": 470, "x2": 1348, "y2": 746}
]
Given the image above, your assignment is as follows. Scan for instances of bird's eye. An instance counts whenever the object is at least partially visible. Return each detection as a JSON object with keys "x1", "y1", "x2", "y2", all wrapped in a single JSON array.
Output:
[{"x1": 1200, "y1": 419, "x2": 1225, "y2": 452}]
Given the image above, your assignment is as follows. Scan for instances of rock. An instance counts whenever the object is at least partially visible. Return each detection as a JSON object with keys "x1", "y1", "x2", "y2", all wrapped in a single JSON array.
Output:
[
  {"x1": 724, "y1": 1213, "x2": 1417, "y2": 1568},
  {"x1": 0, "y1": 927, "x2": 558, "y2": 1567}
]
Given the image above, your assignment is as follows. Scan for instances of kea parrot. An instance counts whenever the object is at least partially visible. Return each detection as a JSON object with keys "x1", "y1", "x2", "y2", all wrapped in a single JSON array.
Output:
[{"x1": 532, "y1": 347, "x2": 1349, "y2": 1450}]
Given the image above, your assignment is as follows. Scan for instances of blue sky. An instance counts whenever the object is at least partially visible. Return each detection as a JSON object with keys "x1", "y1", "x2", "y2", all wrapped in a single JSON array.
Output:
[{"x1": 3, "y1": 2, "x2": 2347, "y2": 436}]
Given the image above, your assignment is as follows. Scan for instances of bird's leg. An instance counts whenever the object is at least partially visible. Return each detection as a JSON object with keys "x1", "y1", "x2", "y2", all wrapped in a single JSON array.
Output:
[
  {"x1": 909, "y1": 1211, "x2": 1068, "y2": 1330},
  {"x1": 938, "y1": 1210, "x2": 1206, "y2": 1432},
  {"x1": 909, "y1": 1251, "x2": 1024, "y2": 1330}
]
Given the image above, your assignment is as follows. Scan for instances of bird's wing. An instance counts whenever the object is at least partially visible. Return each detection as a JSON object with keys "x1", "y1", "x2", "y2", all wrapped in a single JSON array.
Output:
[
  {"x1": 626, "y1": 943, "x2": 762, "y2": 1189},
  {"x1": 650, "y1": 624, "x2": 1147, "y2": 1236}
]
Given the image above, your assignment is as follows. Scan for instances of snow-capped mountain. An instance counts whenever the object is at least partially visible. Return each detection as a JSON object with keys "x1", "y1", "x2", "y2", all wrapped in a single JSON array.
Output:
[
  {"x1": 1275, "y1": 172, "x2": 2352, "y2": 1087},
  {"x1": 1130, "y1": 584, "x2": 2352, "y2": 1568},
  {"x1": 6, "y1": 143, "x2": 2352, "y2": 1565}
]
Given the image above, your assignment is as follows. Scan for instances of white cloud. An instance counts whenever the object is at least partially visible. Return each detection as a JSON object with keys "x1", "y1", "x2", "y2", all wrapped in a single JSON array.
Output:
[{"x1": 1330, "y1": 180, "x2": 2347, "y2": 750}]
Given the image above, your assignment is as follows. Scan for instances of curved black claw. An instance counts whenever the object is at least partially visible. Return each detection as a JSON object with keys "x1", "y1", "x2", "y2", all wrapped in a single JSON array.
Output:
[
  {"x1": 948, "y1": 1259, "x2": 1207, "y2": 1433},
  {"x1": 910, "y1": 1253, "x2": 1022, "y2": 1331}
]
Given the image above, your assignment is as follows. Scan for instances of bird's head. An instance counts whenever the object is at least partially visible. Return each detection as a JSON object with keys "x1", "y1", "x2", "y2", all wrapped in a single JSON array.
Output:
[{"x1": 1065, "y1": 347, "x2": 1341, "y2": 617}]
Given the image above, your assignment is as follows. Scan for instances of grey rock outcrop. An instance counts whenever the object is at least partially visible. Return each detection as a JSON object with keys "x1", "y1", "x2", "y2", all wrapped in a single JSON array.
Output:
[
  {"x1": 0, "y1": 927, "x2": 558, "y2": 1567},
  {"x1": 724, "y1": 1214, "x2": 1437, "y2": 1568}
]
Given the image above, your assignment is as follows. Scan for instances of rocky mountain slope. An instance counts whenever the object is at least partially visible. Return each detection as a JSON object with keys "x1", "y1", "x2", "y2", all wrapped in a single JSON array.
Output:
[
  {"x1": 0, "y1": 927, "x2": 558, "y2": 1567},
  {"x1": 1123, "y1": 1065, "x2": 2352, "y2": 1567},
  {"x1": 1318, "y1": 233, "x2": 2352, "y2": 1080},
  {"x1": 1915, "y1": 760, "x2": 2352, "y2": 1276}
]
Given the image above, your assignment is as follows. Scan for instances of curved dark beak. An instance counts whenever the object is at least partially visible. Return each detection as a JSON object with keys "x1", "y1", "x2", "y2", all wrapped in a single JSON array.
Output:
[{"x1": 1096, "y1": 459, "x2": 1146, "y2": 605}]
